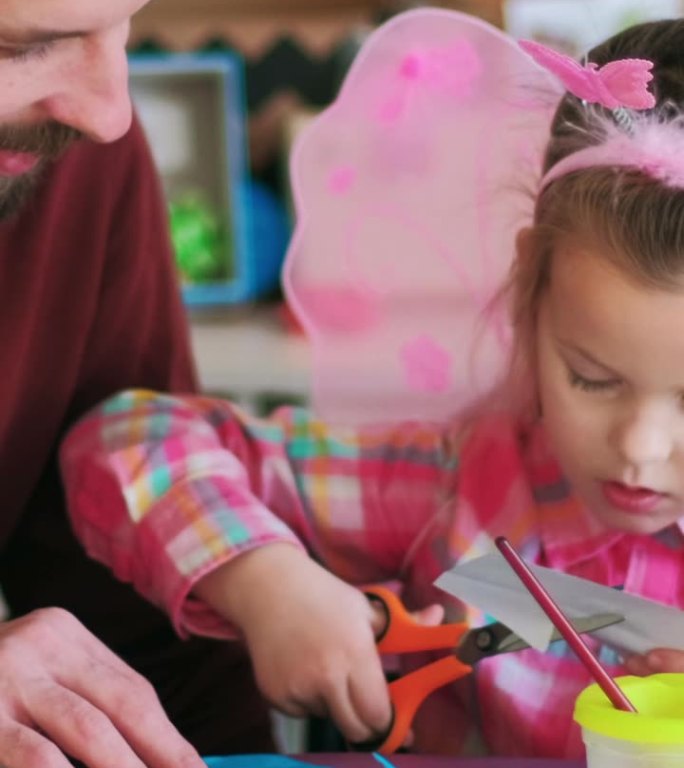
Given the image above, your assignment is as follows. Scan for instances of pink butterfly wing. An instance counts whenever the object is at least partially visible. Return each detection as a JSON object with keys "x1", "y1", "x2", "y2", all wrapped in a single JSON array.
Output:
[
  {"x1": 284, "y1": 12, "x2": 559, "y2": 424},
  {"x1": 598, "y1": 59, "x2": 656, "y2": 110},
  {"x1": 519, "y1": 40, "x2": 599, "y2": 102}
]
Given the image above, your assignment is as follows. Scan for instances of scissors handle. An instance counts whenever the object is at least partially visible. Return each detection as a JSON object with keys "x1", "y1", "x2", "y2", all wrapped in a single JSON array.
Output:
[
  {"x1": 380, "y1": 655, "x2": 471, "y2": 753},
  {"x1": 365, "y1": 585, "x2": 466, "y2": 653},
  {"x1": 364, "y1": 586, "x2": 472, "y2": 754}
]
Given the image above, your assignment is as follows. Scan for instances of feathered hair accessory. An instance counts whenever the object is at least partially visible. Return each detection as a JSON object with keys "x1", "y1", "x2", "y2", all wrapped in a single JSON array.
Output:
[{"x1": 518, "y1": 39, "x2": 684, "y2": 191}]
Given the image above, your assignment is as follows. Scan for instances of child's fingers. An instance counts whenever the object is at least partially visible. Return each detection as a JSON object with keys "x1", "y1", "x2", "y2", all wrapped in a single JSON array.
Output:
[
  {"x1": 368, "y1": 598, "x2": 445, "y2": 638},
  {"x1": 410, "y1": 603, "x2": 445, "y2": 627},
  {"x1": 368, "y1": 600, "x2": 388, "y2": 638},
  {"x1": 344, "y1": 600, "x2": 444, "y2": 744},
  {"x1": 325, "y1": 681, "x2": 380, "y2": 743},
  {"x1": 624, "y1": 654, "x2": 651, "y2": 676},
  {"x1": 643, "y1": 648, "x2": 684, "y2": 672},
  {"x1": 340, "y1": 657, "x2": 392, "y2": 742},
  {"x1": 625, "y1": 648, "x2": 684, "y2": 675},
  {"x1": 402, "y1": 727, "x2": 415, "y2": 748}
]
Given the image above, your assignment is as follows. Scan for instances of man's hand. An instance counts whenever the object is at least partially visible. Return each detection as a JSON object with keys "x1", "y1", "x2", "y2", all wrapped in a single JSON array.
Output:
[
  {"x1": 0, "y1": 608, "x2": 205, "y2": 768},
  {"x1": 625, "y1": 648, "x2": 684, "y2": 675},
  {"x1": 194, "y1": 544, "x2": 443, "y2": 746}
]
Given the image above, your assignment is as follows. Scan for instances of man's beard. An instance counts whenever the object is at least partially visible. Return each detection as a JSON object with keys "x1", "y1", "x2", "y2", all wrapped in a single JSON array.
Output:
[{"x1": 0, "y1": 121, "x2": 83, "y2": 220}]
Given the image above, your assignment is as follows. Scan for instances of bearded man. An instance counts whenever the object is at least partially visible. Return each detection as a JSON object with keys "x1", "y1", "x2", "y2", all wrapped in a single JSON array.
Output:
[{"x1": 0, "y1": 2, "x2": 273, "y2": 766}]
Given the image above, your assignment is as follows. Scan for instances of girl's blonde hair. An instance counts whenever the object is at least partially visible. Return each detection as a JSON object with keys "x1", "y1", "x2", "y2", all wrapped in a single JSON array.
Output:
[{"x1": 497, "y1": 19, "x2": 684, "y2": 422}]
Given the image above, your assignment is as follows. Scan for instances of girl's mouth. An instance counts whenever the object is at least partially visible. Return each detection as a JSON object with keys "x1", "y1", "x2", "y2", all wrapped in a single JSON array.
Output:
[{"x1": 601, "y1": 481, "x2": 667, "y2": 515}]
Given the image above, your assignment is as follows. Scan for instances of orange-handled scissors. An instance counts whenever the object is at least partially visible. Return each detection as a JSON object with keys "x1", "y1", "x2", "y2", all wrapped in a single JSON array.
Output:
[{"x1": 363, "y1": 585, "x2": 623, "y2": 754}]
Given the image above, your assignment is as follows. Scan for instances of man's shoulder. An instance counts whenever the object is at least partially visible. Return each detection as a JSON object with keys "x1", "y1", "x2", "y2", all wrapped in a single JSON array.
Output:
[{"x1": 37, "y1": 113, "x2": 157, "y2": 226}]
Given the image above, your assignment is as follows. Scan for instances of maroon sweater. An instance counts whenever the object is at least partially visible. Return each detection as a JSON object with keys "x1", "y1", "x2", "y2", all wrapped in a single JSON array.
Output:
[{"x1": 0, "y1": 119, "x2": 272, "y2": 754}]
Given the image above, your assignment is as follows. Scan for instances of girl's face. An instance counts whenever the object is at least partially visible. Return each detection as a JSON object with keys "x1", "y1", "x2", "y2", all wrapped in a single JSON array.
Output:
[{"x1": 536, "y1": 237, "x2": 684, "y2": 535}]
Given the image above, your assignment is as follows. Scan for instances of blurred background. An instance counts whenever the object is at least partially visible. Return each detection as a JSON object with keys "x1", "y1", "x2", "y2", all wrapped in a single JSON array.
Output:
[
  {"x1": 125, "y1": 0, "x2": 683, "y2": 752},
  {"x1": 126, "y1": 0, "x2": 684, "y2": 415}
]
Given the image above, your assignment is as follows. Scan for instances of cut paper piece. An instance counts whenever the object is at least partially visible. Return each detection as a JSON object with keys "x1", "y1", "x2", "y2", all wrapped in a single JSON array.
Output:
[{"x1": 435, "y1": 552, "x2": 684, "y2": 654}]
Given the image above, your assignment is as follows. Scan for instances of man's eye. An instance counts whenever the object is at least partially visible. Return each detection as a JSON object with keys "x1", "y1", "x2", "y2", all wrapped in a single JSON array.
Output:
[
  {"x1": 5, "y1": 42, "x2": 53, "y2": 63},
  {"x1": 567, "y1": 368, "x2": 620, "y2": 393}
]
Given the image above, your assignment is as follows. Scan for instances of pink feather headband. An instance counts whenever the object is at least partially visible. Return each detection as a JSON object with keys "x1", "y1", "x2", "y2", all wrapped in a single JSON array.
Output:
[{"x1": 519, "y1": 40, "x2": 684, "y2": 190}]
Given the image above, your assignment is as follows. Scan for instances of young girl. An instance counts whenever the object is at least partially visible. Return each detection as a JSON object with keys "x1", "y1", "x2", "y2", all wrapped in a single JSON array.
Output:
[{"x1": 61, "y1": 14, "x2": 684, "y2": 759}]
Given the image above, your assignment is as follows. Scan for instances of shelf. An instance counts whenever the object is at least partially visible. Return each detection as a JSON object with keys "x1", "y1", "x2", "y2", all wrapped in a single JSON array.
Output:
[
  {"x1": 189, "y1": 306, "x2": 310, "y2": 405},
  {"x1": 130, "y1": 0, "x2": 504, "y2": 55}
]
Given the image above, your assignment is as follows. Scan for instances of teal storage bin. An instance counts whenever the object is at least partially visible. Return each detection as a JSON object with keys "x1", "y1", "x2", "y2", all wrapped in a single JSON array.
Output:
[{"x1": 129, "y1": 51, "x2": 290, "y2": 307}]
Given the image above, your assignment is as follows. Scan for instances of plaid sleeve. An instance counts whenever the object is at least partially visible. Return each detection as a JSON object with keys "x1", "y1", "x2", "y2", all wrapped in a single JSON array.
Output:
[{"x1": 60, "y1": 389, "x2": 456, "y2": 638}]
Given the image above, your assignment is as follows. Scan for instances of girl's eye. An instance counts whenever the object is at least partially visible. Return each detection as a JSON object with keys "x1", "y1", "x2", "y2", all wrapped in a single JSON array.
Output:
[
  {"x1": 567, "y1": 368, "x2": 620, "y2": 393},
  {"x1": 6, "y1": 42, "x2": 53, "y2": 64}
]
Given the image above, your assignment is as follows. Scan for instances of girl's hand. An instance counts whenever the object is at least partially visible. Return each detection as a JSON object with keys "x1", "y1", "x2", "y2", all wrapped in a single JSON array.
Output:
[
  {"x1": 196, "y1": 544, "x2": 389, "y2": 743},
  {"x1": 625, "y1": 648, "x2": 684, "y2": 675},
  {"x1": 194, "y1": 544, "x2": 443, "y2": 745}
]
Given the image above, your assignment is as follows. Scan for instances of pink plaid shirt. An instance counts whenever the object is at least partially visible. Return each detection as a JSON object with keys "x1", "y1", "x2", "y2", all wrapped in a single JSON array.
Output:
[{"x1": 60, "y1": 389, "x2": 684, "y2": 758}]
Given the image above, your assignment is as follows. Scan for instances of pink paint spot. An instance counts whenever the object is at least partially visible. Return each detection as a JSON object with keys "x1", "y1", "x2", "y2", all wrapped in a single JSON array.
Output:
[
  {"x1": 401, "y1": 41, "x2": 482, "y2": 98},
  {"x1": 376, "y1": 40, "x2": 482, "y2": 124},
  {"x1": 376, "y1": 94, "x2": 406, "y2": 123},
  {"x1": 400, "y1": 53, "x2": 423, "y2": 80},
  {"x1": 328, "y1": 166, "x2": 357, "y2": 195},
  {"x1": 400, "y1": 335, "x2": 452, "y2": 394},
  {"x1": 299, "y1": 285, "x2": 380, "y2": 333}
]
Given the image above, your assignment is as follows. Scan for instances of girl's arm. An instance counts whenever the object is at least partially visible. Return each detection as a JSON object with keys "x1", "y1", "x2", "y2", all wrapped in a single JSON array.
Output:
[{"x1": 60, "y1": 388, "x2": 455, "y2": 744}]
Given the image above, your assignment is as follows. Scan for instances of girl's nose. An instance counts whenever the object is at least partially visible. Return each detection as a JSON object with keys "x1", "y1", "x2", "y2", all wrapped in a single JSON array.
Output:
[{"x1": 612, "y1": 403, "x2": 674, "y2": 471}]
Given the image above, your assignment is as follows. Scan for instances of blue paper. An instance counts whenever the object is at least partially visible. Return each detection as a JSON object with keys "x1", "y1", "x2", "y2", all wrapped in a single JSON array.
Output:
[
  {"x1": 204, "y1": 756, "x2": 330, "y2": 768},
  {"x1": 372, "y1": 754, "x2": 397, "y2": 768}
]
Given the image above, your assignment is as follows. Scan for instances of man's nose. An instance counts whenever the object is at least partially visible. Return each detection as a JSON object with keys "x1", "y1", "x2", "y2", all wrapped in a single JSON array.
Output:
[{"x1": 39, "y1": 30, "x2": 133, "y2": 144}]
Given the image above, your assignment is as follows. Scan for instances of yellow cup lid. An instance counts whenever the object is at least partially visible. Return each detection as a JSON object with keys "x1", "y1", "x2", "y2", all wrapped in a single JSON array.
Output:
[{"x1": 574, "y1": 674, "x2": 684, "y2": 744}]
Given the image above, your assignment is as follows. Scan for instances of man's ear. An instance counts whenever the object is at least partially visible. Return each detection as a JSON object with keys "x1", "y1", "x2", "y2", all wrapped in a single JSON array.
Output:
[{"x1": 515, "y1": 227, "x2": 534, "y2": 262}]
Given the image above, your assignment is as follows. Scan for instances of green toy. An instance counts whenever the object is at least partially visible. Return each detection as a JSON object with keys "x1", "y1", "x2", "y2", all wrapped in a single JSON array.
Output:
[{"x1": 169, "y1": 191, "x2": 230, "y2": 283}]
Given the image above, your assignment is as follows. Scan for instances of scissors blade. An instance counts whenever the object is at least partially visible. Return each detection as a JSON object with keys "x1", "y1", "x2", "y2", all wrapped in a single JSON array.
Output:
[
  {"x1": 456, "y1": 613, "x2": 624, "y2": 664},
  {"x1": 495, "y1": 612, "x2": 625, "y2": 654}
]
